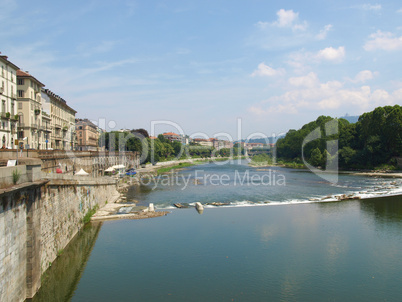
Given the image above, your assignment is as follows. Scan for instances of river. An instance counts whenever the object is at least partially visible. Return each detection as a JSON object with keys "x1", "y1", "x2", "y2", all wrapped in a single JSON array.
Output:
[{"x1": 33, "y1": 160, "x2": 402, "y2": 301}]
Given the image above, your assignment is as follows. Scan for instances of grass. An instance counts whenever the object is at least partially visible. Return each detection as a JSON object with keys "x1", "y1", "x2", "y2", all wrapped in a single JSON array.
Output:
[
  {"x1": 12, "y1": 169, "x2": 21, "y2": 184},
  {"x1": 82, "y1": 205, "x2": 99, "y2": 224},
  {"x1": 157, "y1": 162, "x2": 195, "y2": 174},
  {"x1": 249, "y1": 154, "x2": 273, "y2": 167}
]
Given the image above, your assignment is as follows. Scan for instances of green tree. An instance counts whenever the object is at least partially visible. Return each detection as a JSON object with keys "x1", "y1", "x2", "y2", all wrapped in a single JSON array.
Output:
[
  {"x1": 310, "y1": 148, "x2": 323, "y2": 167},
  {"x1": 158, "y1": 134, "x2": 167, "y2": 143}
]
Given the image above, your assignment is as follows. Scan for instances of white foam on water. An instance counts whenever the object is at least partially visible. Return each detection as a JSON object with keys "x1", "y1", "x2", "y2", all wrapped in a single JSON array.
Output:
[{"x1": 152, "y1": 179, "x2": 402, "y2": 210}]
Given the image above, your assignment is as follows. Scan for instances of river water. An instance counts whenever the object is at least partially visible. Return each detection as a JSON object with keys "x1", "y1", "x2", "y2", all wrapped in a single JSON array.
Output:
[{"x1": 34, "y1": 161, "x2": 402, "y2": 301}]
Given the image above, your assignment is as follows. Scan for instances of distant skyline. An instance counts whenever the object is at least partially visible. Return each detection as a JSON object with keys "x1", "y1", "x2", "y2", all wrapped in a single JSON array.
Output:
[{"x1": 1, "y1": 0, "x2": 402, "y2": 138}]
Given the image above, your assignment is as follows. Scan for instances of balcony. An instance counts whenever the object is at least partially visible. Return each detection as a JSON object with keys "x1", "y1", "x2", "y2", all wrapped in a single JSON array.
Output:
[
  {"x1": 54, "y1": 133, "x2": 62, "y2": 140},
  {"x1": 34, "y1": 109, "x2": 41, "y2": 115},
  {"x1": 1, "y1": 112, "x2": 10, "y2": 119},
  {"x1": 18, "y1": 123, "x2": 26, "y2": 128},
  {"x1": 54, "y1": 123, "x2": 61, "y2": 129},
  {"x1": 31, "y1": 123, "x2": 38, "y2": 129},
  {"x1": 11, "y1": 92, "x2": 17, "y2": 100}
]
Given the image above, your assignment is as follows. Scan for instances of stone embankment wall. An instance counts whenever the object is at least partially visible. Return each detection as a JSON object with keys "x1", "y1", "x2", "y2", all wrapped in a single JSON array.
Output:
[
  {"x1": 39, "y1": 175, "x2": 119, "y2": 275},
  {"x1": 38, "y1": 150, "x2": 140, "y2": 176},
  {"x1": 0, "y1": 164, "x2": 119, "y2": 302}
]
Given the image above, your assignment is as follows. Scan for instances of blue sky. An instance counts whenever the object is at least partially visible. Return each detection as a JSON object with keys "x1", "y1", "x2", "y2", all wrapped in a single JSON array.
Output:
[{"x1": 1, "y1": 0, "x2": 402, "y2": 139}]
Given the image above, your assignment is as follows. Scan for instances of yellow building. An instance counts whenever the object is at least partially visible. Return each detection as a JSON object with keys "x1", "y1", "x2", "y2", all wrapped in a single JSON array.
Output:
[
  {"x1": 41, "y1": 89, "x2": 77, "y2": 150},
  {"x1": 16, "y1": 70, "x2": 45, "y2": 149},
  {"x1": 0, "y1": 55, "x2": 19, "y2": 148}
]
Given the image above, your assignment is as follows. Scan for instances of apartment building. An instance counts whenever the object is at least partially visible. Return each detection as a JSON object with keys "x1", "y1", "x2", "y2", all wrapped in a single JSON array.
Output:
[
  {"x1": 0, "y1": 55, "x2": 19, "y2": 148},
  {"x1": 42, "y1": 89, "x2": 77, "y2": 150},
  {"x1": 193, "y1": 138, "x2": 214, "y2": 147},
  {"x1": 41, "y1": 89, "x2": 77, "y2": 150},
  {"x1": 162, "y1": 132, "x2": 182, "y2": 143},
  {"x1": 16, "y1": 70, "x2": 45, "y2": 149},
  {"x1": 76, "y1": 118, "x2": 99, "y2": 151},
  {"x1": 211, "y1": 139, "x2": 233, "y2": 150}
]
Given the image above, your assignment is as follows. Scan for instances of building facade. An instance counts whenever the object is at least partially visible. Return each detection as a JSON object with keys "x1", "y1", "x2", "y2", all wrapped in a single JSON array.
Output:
[
  {"x1": 162, "y1": 132, "x2": 182, "y2": 143},
  {"x1": 0, "y1": 56, "x2": 19, "y2": 148},
  {"x1": 16, "y1": 70, "x2": 45, "y2": 149},
  {"x1": 193, "y1": 138, "x2": 214, "y2": 147},
  {"x1": 211, "y1": 139, "x2": 233, "y2": 150},
  {"x1": 76, "y1": 118, "x2": 99, "y2": 151},
  {"x1": 42, "y1": 89, "x2": 77, "y2": 150}
]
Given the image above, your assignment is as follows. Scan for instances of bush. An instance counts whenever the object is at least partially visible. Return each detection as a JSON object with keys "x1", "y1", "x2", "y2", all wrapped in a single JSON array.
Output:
[
  {"x1": 12, "y1": 169, "x2": 21, "y2": 184},
  {"x1": 82, "y1": 205, "x2": 99, "y2": 224}
]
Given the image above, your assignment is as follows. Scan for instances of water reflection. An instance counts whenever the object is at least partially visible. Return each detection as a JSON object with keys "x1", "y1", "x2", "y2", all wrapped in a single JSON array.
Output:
[
  {"x1": 360, "y1": 195, "x2": 402, "y2": 224},
  {"x1": 31, "y1": 223, "x2": 102, "y2": 302}
]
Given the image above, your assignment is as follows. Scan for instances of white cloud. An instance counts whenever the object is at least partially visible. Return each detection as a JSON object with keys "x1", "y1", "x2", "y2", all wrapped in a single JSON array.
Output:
[
  {"x1": 251, "y1": 63, "x2": 285, "y2": 77},
  {"x1": 316, "y1": 24, "x2": 333, "y2": 40},
  {"x1": 274, "y1": 9, "x2": 299, "y2": 28},
  {"x1": 364, "y1": 30, "x2": 402, "y2": 51},
  {"x1": 352, "y1": 70, "x2": 377, "y2": 83},
  {"x1": 249, "y1": 73, "x2": 402, "y2": 116},
  {"x1": 286, "y1": 46, "x2": 345, "y2": 72},
  {"x1": 316, "y1": 46, "x2": 345, "y2": 62},
  {"x1": 397, "y1": 8, "x2": 402, "y2": 14},
  {"x1": 256, "y1": 9, "x2": 308, "y2": 32},
  {"x1": 289, "y1": 72, "x2": 319, "y2": 88},
  {"x1": 360, "y1": 4, "x2": 382, "y2": 11}
]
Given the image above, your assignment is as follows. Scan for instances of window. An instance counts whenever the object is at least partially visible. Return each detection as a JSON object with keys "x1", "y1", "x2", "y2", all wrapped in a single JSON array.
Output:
[
  {"x1": 17, "y1": 78, "x2": 24, "y2": 85},
  {"x1": 18, "y1": 90, "x2": 24, "y2": 97},
  {"x1": 18, "y1": 102, "x2": 22, "y2": 109}
]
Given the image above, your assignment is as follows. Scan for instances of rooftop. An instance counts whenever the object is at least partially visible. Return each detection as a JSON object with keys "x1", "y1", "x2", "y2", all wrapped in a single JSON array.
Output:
[
  {"x1": 0, "y1": 55, "x2": 20, "y2": 70},
  {"x1": 16, "y1": 70, "x2": 45, "y2": 87},
  {"x1": 163, "y1": 132, "x2": 180, "y2": 136}
]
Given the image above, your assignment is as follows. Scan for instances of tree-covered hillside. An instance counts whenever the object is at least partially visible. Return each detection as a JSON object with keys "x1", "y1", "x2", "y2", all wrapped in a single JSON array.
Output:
[{"x1": 276, "y1": 105, "x2": 402, "y2": 170}]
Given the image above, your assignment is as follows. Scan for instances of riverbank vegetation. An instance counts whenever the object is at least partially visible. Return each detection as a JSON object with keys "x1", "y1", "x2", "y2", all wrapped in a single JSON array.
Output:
[
  {"x1": 249, "y1": 154, "x2": 274, "y2": 166},
  {"x1": 156, "y1": 162, "x2": 196, "y2": 174},
  {"x1": 99, "y1": 130, "x2": 246, "y2": 164},
  {"x1": 82, "y1": 205, "x2": 99, "y2": 224},
  {"x1": 275, "y1": 105, "x2": 402, "y2": 170}
]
